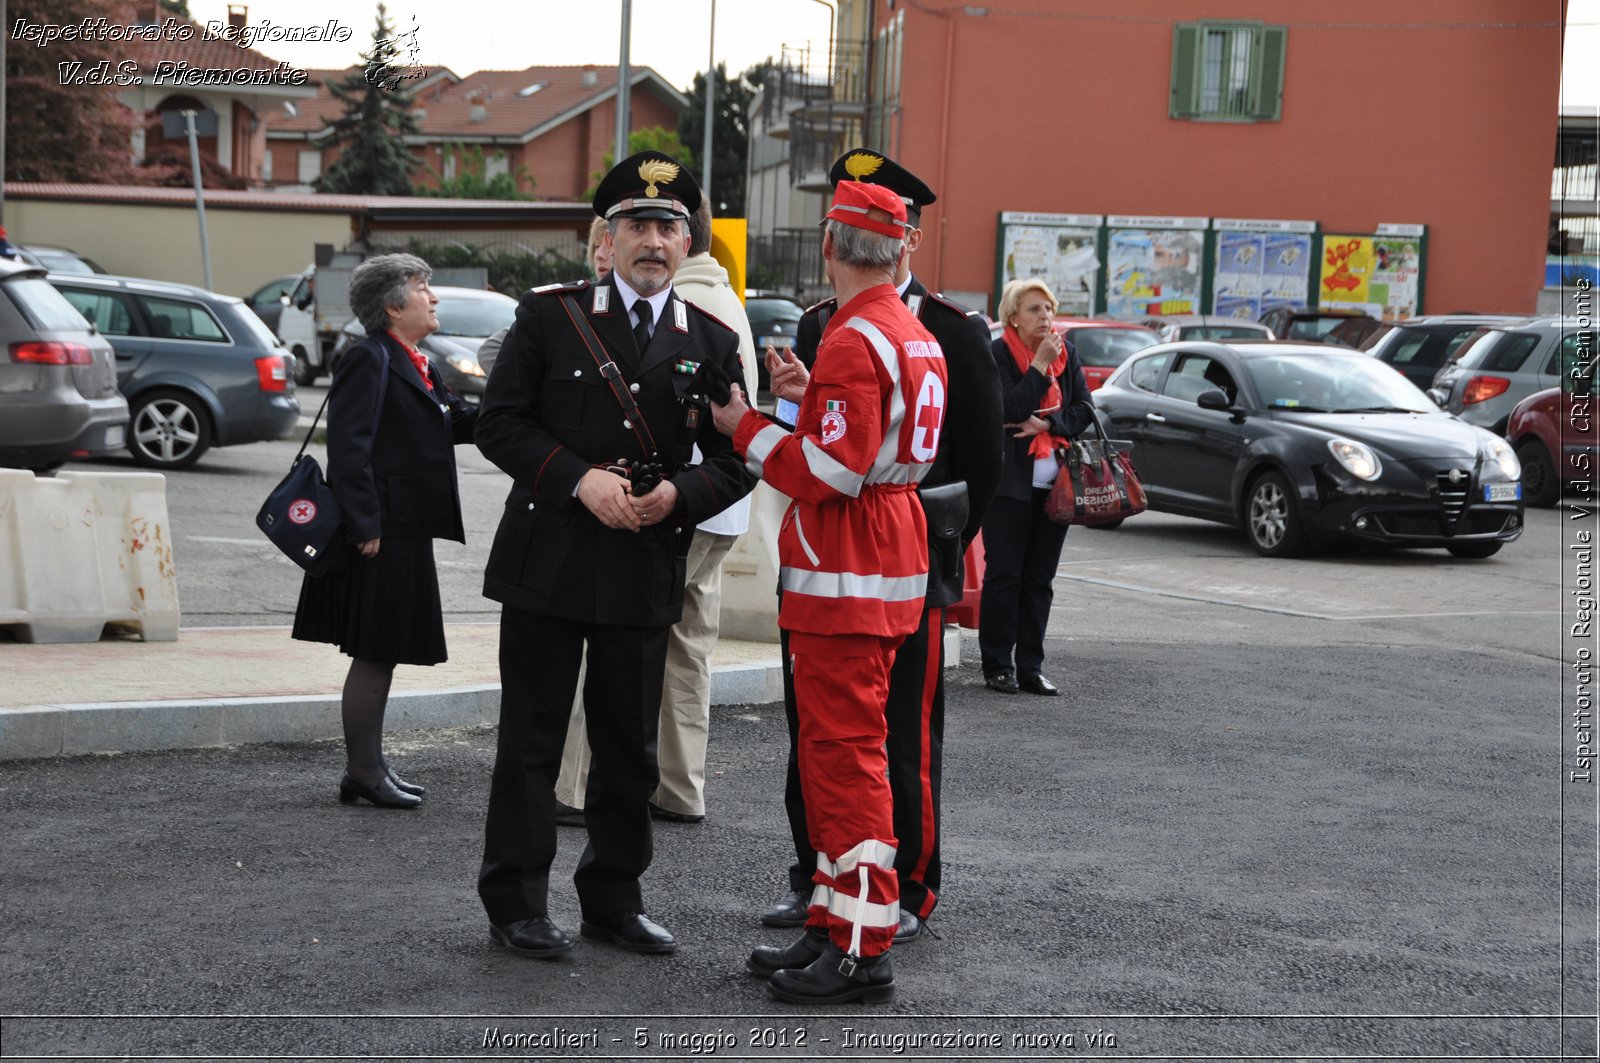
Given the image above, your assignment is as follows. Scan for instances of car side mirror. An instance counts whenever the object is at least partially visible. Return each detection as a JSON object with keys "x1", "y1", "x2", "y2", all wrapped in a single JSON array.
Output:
[
  {"x1": 279, "y1": 293, "x2": 291, "y2": 306},
  {"x1": 1196, "y1": 388, "x2": 1233, "y2": 411}
]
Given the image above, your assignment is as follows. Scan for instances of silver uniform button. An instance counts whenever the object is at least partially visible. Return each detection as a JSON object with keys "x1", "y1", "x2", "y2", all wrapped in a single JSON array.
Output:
[
  {"x1": 623, "y1": 418, "x2": 632, "y2": 429},
  {"x1": 573, "y1": 369, "x2": 582, "y2": 377},
  {"x1": 630, "y1": 382, "x2": 641, "y2": 394}
]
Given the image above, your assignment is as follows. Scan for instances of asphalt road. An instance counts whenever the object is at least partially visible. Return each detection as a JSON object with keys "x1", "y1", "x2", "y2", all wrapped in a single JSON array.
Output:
[{"x1": 4, "y1": 420, "x2": 1593, "y2": 1061}]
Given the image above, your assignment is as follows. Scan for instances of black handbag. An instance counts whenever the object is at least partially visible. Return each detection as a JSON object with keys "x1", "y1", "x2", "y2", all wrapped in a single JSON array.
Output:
[{"x1": 256, "y1": 353, "x2": 388, "y2": 576}]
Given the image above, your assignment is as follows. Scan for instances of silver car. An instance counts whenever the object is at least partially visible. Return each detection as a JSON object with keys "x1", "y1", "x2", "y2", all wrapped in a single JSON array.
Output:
[
  {"x1": 1428, "y1": 317, "x2": 1594, "y2": 434},
  {"x1": 1139, "y1": 314, "x2": 1273, "y2": 343},
  {"x1": 0, "y1": 257, "x2": 127, "y2": 472}
]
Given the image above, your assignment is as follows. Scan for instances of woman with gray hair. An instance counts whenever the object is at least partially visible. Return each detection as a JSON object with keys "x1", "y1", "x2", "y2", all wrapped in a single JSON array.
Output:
[{"x1": 293, "y1": 253, "x2": 479, "y2": 808}]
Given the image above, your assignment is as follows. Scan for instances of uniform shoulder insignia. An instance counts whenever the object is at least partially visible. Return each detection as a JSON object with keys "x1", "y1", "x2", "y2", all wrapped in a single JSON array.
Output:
[
  {"x1": 684, "y1": 301, "x2": 737, "y2": 335},
  {"x1": 529, "y1": 279, "x2": 590, "y2": 296},
  {"x1": 928, "y1": 290, "x2": 979, "y2": 317},
  {"x1": 803, "y1": 297, "x2": 838, "y2": 315}
]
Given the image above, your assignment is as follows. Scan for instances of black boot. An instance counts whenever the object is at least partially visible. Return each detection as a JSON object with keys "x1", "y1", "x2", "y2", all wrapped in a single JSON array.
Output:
[
  {"x1": 767, "y1": 942, "x2": 894, "y2": 1004},
  {"x1": 747, "y1": 928, "x2": 828, "y2": 978}
]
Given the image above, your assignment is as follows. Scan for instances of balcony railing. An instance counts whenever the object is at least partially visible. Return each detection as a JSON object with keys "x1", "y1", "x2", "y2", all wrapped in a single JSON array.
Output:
[{"x1": 749, "y1": 227, "x2": 827, "y2": 303}]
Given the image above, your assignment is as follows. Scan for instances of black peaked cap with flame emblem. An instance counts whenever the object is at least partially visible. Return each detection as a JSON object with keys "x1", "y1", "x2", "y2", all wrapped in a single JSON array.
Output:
[
  {"x1": 593, "y1": 150, "x2": 701, "y2": 222},
  {"x1": 826, "y1": 148, "x2": 936, "y2": 217}
]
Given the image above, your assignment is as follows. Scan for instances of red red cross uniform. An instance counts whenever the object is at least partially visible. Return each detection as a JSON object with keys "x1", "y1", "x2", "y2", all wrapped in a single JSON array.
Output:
[{"x1": 733, "y1": 283, "x2": 948, "y2": 957}]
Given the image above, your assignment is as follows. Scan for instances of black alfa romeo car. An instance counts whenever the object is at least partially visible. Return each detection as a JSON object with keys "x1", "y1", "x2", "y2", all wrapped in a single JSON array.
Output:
[{"x1": 1093, "y1": 340, "x2": 1524, "y2": 558}]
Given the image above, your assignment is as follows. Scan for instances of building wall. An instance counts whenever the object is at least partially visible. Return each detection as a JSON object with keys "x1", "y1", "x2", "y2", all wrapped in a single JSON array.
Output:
[
  {"x1": 879, "y1": 0, "x2": 1563, "y2": 315},
  {"x1": 4, "y1": 201, "x2": 352, "y2": 295}
]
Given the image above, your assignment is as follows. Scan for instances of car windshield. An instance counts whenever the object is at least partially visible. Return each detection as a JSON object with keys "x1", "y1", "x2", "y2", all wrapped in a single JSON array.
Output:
[
  {"x1": 4, "y1": 276, "x2": 95, "y2": 331},
  {"x1": 1244, "y1": 354, "x2": 1435, "y2": 413},
  {"x1": 1064, "y1": 328, "x2": 1158, "y2": 367},
  {"x1": 1180, "y1": 324, "x2": 1269, "y2": 340},
  {"x1": 32, "y1": 249, "x2": 103, "y2": 274},
  {"x1": 1288, "y1": 316, "x2": 1351, "y2": 340},
  {"x1": 434, "y1": 293, "x2": 516, "y2": 338}
]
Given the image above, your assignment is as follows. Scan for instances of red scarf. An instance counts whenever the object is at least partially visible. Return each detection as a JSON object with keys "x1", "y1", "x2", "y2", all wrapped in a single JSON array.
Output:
[
  {"x1": 1003, "y1": 324, "x2": 1069, "y2": 458},
  {"x1": 387, "y1": 331, "x2": 433, "y2": 393}
]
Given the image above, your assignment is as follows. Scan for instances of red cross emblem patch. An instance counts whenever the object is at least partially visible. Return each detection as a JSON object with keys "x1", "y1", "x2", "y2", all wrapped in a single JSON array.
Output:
[{"x1": 287, "y1": 499, "x2": 317, "y2": 525}]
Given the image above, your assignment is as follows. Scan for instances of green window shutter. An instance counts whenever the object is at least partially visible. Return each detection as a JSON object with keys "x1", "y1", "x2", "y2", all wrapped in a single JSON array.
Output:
[
  {"x1": 1170, "y1": 23, "x2": 1201, "y2": 118},
  {"x1": 1249, "y1": 25, "x2": 1287, "y2": 121}
]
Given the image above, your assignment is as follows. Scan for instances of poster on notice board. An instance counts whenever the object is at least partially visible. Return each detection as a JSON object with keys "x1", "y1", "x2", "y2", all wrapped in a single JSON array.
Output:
[
  {"x1": 1211, "y1": 218, "x2": 1316, "y2": 319},
  {"x1": 1318, "y1": 225, "x2": 1424, "y2": 320},
  {"x1": 1103, "y1": 216, "x2": 1207, "y2": 319},
  {"x1": 997, "y1": 213, "x2": 1103, "y2": 317}
]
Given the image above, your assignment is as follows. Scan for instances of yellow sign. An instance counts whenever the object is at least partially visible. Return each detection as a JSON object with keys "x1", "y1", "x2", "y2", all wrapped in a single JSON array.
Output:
[
  {"x1": 710, "y1": 217, "x2": 747, "y2": 300},
  {"x1": 1319, "y1": 234, "x2": 1373, "y2": 306}
]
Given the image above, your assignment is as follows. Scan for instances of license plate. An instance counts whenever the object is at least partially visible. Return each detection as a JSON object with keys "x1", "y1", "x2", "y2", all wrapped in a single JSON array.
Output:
[
  {"x1": 1484, "y1": 483, "x2": 1520, "y2": 502},
  {"x1": 105, "y1": 425, "x2": 125, "y2": 449}
]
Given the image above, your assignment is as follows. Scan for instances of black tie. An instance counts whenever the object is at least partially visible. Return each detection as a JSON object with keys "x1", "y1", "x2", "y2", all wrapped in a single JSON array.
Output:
[{"x1": 633, "y1": 300, "x2": 653, "y2": 353}]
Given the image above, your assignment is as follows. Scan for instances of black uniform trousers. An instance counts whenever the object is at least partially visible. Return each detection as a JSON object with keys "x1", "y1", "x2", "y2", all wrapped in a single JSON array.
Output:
[
  {"x1": 977, "y1": 490, "x2": 1069, "y2": 680},
  {"x1": 478, "y1": 606, "x2": 669, "y2": 923},
  {"x1": 781, "y1": 604, "x2": 947, "y2": 918}
]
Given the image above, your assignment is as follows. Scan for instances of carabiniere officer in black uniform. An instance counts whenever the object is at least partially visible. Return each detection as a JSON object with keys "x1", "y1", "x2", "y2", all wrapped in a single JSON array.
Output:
[
  {"x1": 762, "y1": 148, "x2": 1003, "y2": 940},
  {"x1": 475, "y1": 151, "x2": 754, "y2": 959}
]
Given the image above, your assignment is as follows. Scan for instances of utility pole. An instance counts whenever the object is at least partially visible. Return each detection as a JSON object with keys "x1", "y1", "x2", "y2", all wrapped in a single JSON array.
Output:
[
  {"x1": 183, "y1": 111, "x2": 213, "y2": 291},
  {"x1": 701, "y1": 0, "x2": 716, "y2": 202},
  {"x1": 614, "y1": 0, "x2": 633, "y2": 163}
]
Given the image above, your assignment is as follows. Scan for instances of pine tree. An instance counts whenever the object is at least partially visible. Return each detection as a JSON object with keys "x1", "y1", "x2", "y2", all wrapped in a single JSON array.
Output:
[
  {"x1": 314, "y1": 3, "x2": 422, "y2": 196},
  {"x1": 677, "y1": 64, "x2": 754, "y2": 216}
]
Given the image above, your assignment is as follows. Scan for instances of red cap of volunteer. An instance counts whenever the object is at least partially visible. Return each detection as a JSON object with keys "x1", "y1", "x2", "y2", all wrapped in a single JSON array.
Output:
[{"x1": 824, "y1": 181, "x2": 907, "y2": 238}]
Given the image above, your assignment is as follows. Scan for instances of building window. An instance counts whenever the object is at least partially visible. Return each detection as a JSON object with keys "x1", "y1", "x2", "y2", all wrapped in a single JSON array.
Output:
[
  {"x1": 485, "y1": 152, "x2": 509, "y2": 181},
  {"x1": 297, "y1": 149, "x2": 321, "y2": 183},
  {"x1": 1171, "y1": 21, "x2": 1286, "y2": 122}
]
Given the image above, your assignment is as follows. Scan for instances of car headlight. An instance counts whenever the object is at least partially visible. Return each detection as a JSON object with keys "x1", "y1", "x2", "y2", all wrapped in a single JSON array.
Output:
[
  {"x1": 1327, "y1": 438, "x2": 1382, "y2": 480},
  {"x1": 445, "y1": 354, "x2": 485, "y2": 378},
  {"x1": 1481, "y1": 435, "x2": 1521, "y2": 480}
]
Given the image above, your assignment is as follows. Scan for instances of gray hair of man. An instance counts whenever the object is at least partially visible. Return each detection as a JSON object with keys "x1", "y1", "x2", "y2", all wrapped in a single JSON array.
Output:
[
  {"x1": 688, "y1": 199, "x2": 714, "y2": 256},
  {"x1": 824, "y1": 218, "x2": 904, "y2": 271},
  {"x1": 348, "y1": 253, "x2": 433, "y2": 334}
]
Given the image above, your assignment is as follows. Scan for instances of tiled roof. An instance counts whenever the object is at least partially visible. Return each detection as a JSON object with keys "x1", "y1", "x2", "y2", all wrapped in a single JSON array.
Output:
[
  {"x1": 113, "y1": 13, "x2": 290, "y2": 74},
  {"x1": 262, "y1": 65, "x2": 687, "y2": 142},
  {"x1": 6, "y1": 182, "x2": 588, "y2": 215}
]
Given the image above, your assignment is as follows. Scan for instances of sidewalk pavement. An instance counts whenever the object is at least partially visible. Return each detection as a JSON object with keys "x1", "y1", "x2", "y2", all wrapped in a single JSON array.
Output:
[{"x1": 0, "y1": 623, "x2": 786, "y2": 761}]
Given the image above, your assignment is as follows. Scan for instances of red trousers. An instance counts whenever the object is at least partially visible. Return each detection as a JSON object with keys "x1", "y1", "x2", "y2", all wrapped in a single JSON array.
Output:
[{"x1": 790, "y1": 630, "x2": 903, "y2": 957}]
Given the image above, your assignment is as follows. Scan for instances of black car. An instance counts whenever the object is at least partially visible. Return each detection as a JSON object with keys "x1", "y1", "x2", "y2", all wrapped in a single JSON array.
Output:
[
  {"x1": 1357, "y1": 314, "x2": 1522, "y2": 391},
  {"x1": 744, "y1": 290, "x2": 804, "y2": 393},
  {"x1": 1094, "y1": 340, "x2": 1524, "y2": 558}
]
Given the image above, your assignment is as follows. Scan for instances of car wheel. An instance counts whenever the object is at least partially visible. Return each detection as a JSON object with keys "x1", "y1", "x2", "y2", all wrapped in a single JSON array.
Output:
[
  {"x1": 1447, "y1": 541, "x2": 1503, "y2": 559},
  {"x1": 1245, "y1": 470, "x2": 1308, "y2": 558},
  {"x1": 1515, "y1": 438, "x2": 1559, "y2": 508},
  {"x1": 291, "y1": 348, "x2": 319, "y2": 387},
  {"x1": 128, "y1": 389, "x2": 212, "y2": 470}
]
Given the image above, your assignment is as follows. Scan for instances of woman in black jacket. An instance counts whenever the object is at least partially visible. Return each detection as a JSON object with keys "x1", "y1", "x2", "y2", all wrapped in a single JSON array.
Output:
[
  {"x1": 293, "y1": 254, "x2": 478, "y2": 808},
  {"x1": 978, "y1": 278, "x2": 1095, "y2": 696}
]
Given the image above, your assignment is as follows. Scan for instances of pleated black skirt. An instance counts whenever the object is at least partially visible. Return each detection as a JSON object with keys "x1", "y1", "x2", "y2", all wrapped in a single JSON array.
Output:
[{"x1": 292, "y1": 537, "x2": 447, "y2": 666}]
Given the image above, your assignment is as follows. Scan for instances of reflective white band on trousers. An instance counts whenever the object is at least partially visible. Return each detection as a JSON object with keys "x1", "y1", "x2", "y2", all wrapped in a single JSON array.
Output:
[{"x1": 780, "y1": 567, "x2": 927, "y2": 602}]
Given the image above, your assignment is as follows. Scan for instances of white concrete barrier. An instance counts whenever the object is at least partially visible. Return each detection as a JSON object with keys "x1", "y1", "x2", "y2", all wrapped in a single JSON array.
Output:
[{"x1": 0, "y1": 469, "x2": 180, "y2": 642}]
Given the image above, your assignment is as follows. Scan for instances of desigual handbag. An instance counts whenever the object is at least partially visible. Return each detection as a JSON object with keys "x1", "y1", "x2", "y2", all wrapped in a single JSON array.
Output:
[{"x1": 1043, "y1": 414, "x2": 1147, "y2": 527}]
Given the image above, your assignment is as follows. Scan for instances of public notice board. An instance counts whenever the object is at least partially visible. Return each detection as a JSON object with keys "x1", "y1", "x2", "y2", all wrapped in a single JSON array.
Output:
[
  {"x1": 1210, "y1": 218, "x2": 1317, "y2": 319},
  {"x1": 1102, "y1": 216, "x2": 1208, "y2": 319},
  {"x1": 995, "y1": 212, "x2": 1103, "y2": 317}
]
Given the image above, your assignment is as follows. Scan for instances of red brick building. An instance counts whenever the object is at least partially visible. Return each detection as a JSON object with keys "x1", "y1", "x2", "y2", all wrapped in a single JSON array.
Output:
[{"x1": 754, "y1": 0, "x2": 1566, "y2": 315}]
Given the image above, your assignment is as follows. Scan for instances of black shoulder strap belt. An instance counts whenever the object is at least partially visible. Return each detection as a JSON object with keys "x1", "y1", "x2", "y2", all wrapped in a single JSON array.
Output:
[{"x1": 558, "y1": 292, "x2": 659, "y2": 460}]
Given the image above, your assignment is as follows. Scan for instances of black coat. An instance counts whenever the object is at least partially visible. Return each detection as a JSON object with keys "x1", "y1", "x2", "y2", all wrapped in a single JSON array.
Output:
[
  {"x1": 326, "y1": 330, "x2": 478, "y2": 543},
  {"x1": 795, "y1": 276, "x2": 1003, "y2": 606},
  {"x1": 475, "y1": 275, "x2": 755, "y2": 628},
  {"x1": 990, "y1": 333, "x2": 1096, "y2": 502}
]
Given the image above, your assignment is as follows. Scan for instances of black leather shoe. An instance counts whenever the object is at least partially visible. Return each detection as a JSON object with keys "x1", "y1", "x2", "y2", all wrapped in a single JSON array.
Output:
[
  {"x1": 384, "y1": 762, "x2": 424, "y2": 797},
  {"x1": 984, "y1": 671, "x2": 1019, "y2": 694},
  {"x1": 768, "y1": 943, "x2": 894, "y2": 1005},
  {"x1": 338, "y1": 772, "x2": 421, "y2": 809},
  {"x1": 580, "y1": 912, "x2": 678, "y2": 954},
  {"x1": 759, "y1": 889, "x2": 811, "y2": 928},
  {"x1": 489, "y1": 917, "x2": 573, "y2": 959},
  {"x1": 1019, "y1": 673, "x2": 1060, "y2": 696},
  {"x1": 893, "y1": 909, "x2": 923, "y2": 943},
  {"x1": 747, "y1": 928, "x2": 828, "y2": 978},
  {"x1": 553, "y1": 800, "x2": 585, "y2": 828},
  {"x1": 649, "y1": 801, "x2": 705, "y2": 824}
]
